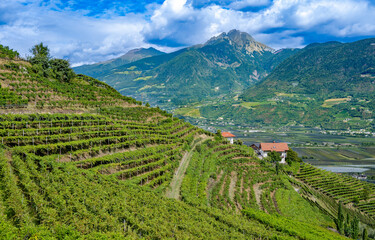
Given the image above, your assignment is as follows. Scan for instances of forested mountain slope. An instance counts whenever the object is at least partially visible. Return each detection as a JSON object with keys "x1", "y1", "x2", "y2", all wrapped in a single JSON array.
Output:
[
  {"x1": 199, "y1": 38, "x2": 375, "y2": 129},
  {"x1": 0, "y1": 44, "x2": 372, "y2": 239},
  {"x1": 73, "y1": 30, "x2": 299, "y2": 107},
  {"x1": 241, "y1": 38, "x2": 375, "y2": 101}
]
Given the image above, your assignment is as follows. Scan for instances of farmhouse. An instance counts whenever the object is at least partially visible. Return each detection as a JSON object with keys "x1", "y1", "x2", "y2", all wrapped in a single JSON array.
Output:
[
  {"x1": 221, "y1": 132, "x2": 236, "y2": 144},
  {"x1": 253, "y1": 142, "x2": 289, "y2": 163}
]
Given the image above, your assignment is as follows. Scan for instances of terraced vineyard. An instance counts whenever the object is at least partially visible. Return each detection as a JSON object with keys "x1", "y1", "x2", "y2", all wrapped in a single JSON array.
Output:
[
  {"x1": 0, "y1": 111, "x2": 203, "y2": 191},
  {"x1": 0, "y1": 112, "x2": 348, "y2": 239},
  {"x1": 0, "y1": 45, "x2": 358, "y2": 239},
  {"x1": 0, "y1": 58, "x2": 138, "y2": 111},
  {"x1": 296, "y1": 164, "x2": 375, "y2": 223}
]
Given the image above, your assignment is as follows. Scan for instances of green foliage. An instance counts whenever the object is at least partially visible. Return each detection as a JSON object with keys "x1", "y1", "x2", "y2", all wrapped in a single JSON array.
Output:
[
  {"x1": 363, "y1": 228, "x2": 368, "y2": 240},
  {"x1": 363, "y1": 185, "x2": 371, "y2": 201},
  {"x1": 234, "y1": 139, "x2": 243, "y2": 145},
  {"x1": 243, "y1": 208, "x2": 346, "y2": 240},
  {"x1": 336, "y1": 203, "x2": 345, "y2": 234},
  {"x1": 275, "y1": 188, "x2": 333, "y2": 227},
  {"x1": 49, "y1": 58, "x2": 75, "y2": 82},
  {"x1": 350, "y1": 216, "x2": 359, "y2": 239},
  {"x1": 344, "y1": 213, "x2": 351, "y2": 237},
  {"x1": 275, "y1": 162, "x2": 281, "y2": 175},
  {"x1": 286, "y1": 149, "x2": 302, "y2": 165},
  {"x1": 296, "y1": 164, "x2": 375, "y2": 226},
  {"x1": 214, "y1": 130, "x2": 222, "y2": 141},
  {"x1": 0, "y1": 45, "x2": 20, "y2": 59},
  {"x1": 268, "y1": 151, "x2": 281, "y2": 163},
  {"x1": 29, "y1": 42, "x2": 50, "y2": 71},
  {"x1": 28, "y1": 43, "x2": 75, "y2": 82}
]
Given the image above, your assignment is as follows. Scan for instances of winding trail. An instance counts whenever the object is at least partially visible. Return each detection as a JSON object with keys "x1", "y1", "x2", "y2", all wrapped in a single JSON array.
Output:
[{"x1": 166, "y1": 136, "x2": 209, "y2": 200}]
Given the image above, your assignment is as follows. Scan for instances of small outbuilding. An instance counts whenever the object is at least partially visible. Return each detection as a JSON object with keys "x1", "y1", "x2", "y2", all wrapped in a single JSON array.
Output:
[{"x1": 221, "y1": 132, "x2": 236, "y2": 144}]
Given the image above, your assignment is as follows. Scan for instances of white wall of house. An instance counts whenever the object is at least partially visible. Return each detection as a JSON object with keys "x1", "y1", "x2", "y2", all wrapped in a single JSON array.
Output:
[
  {"x1": 257, "y1": 150, "x2": 287, "y2": 164},
  {"x1": 229, "y1": 137, "x2": 234, "y2": 144},
  {"x1": 280, "y1": 152, "x2": 287, "y2": 164}
]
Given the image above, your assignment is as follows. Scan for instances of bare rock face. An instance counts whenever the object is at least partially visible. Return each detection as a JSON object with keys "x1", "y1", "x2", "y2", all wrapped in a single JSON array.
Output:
[{"x1": 205, "y1": 29, "x2": 274, "y2": 55}]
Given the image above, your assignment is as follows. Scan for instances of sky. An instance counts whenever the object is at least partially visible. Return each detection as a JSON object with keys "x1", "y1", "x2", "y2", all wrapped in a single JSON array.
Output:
[{"x1": 1, "y1": 0, "x2": 375, "y2": 66}]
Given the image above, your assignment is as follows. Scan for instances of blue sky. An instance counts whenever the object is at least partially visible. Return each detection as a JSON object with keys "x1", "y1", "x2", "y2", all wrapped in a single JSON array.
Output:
[{"x1": 1, "y1": 0, "x2": 375, "y2": 66}]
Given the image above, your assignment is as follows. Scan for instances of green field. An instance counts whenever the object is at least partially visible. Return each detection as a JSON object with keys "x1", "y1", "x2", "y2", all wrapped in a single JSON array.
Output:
[
  {"x1": 174, "y1": 107, "x2": 202, "y2": 118},
  {"x1": 240, "y1": 101, "x2": 271, "y2": 109}
]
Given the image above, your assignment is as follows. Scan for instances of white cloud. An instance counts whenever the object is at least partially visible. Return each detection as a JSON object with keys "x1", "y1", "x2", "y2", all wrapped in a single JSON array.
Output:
[
  {"x1": 0, "y1": 0, "x2": 147, "y2": 63},
  {"x1": 1, "y1": 0, "x2": 375, "y2": 65}
]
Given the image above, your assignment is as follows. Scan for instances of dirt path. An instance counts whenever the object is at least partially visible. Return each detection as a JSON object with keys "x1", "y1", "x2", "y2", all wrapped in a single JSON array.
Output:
[
  {"x1": 228, "y1": 171, "x2": 237, "y2": 202},
  {"x1": 271, "y1": 189, "x2": 281, "y2": 214},
  {"x1": 166, "y1": 136, "x2": 209, "y2": 199},
  {"x1": 253, "y1": 183, "x2": 263, "y2": 210}
]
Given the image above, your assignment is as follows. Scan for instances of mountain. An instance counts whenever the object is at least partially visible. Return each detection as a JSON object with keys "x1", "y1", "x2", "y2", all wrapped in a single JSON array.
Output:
[
  {"x1": 73, "y1": 30, "x2": 299, "y2": 107},
  {"x1": 73, "y1": 47, "x2": 165, "y2": 79},
  {"x1": 0, "y1": 44, "x2": 372, "y2": 239},
  {"x1": 198, "y1": 38, "x2": 375, "y2": 129},
  {"x1": 241, "y1": 39, "x2": 375, "y2": 101}
]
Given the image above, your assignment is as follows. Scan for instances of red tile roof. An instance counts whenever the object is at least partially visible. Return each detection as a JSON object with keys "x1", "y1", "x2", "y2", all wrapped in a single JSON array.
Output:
[
  {"x1": 221, "y1": 132, "x2": 236, "y2": 138},
  {"x1": 260, "y1": 142, "x2": 289, "y2": 152}
]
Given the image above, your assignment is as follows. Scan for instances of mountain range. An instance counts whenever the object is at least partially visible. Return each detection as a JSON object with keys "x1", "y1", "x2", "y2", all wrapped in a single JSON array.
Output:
[
  {"x1": 74, "y1": 31, "x2": 375, "y2": 130},
  {"x1": 200, "y1": 38, "x2": 375, "y2": 129},
  {"x1": 74, "y1": 30, "x2": 298, "y2": 107}
]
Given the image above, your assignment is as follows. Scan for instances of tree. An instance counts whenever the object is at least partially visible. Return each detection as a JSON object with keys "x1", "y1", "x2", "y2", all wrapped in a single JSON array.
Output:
[
  {"x1": 362, "y1": 185, "x2": 370, "y2": 201},
  {"x1": 350, "y1": 216, "x2": 359, "y2": 239},
  {"x1": 31, "y1": 42, "x2": 50, "y2": 59},
  {"x1": 335, "y1": 202, "x2": 345, "y2": 234},
  {"x1": 285, "y1": 149, "x2": 302, "y2": 165},
  {"x1": 145, "y1": 102, "x2": 150, "y2": 107},
  {"x1": 215, "y1": 130, "x2": 222, "y2": 141},
  {"x1": 275, "y1": 162, "x2": 281, "y2": 175},
  {"x1": 49, "y1": 58, "x2": 75, "y2": 82},
  {"x1": 29, "y1": 42, "x2": 50, "y2": 70},
  {"x1": 268, "y1": 151, "x2": 281, "y2": 163},
  {"x1": 234, "y1": 139, "x2": 243, "y2": 145},
  {"x1": 362, "y1": 228, "x2": 368, "y2": 240},
  {"x1": 344, "y1": 213, "x2": 350, "y2": 237}
]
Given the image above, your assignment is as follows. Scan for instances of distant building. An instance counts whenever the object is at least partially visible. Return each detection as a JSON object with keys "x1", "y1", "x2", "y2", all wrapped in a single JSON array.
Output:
[
  {"x1": 221, "y1": 132, "x2": 236, "y2": 144},
  {"x1": 353, "y1": 174, "x2": 367, "y2": 180},
  {"x1": 254, "y1": 142, "x2": 289, "y2": 164}
]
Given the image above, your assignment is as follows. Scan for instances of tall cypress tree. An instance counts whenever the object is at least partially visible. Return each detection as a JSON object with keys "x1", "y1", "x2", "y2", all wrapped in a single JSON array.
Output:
[
  {"x1": 350, "y1": 216, "x2": 359, "y2": 239},
  {"x1": 362, "y1": 228, "x2": 368, "y2": 240},
  {"x1": 344, "y1": 213, "x2": 350, "y2": 237},
  {"x1": 335, "y1": 203, "x2": 345, "y2": 234}
]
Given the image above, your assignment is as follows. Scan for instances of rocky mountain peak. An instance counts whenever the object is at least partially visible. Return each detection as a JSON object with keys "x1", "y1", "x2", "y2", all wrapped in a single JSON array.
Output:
[{"x1": 205, "y1": 29, "x2": 274, "y2": 54}]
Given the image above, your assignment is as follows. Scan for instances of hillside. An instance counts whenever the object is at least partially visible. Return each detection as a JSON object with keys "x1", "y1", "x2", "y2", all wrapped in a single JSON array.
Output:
[
  {"x1": 241, "y1": 39, "x2": 375, "y2": 100},
  {"x1": 196, "y1": 38, "x2": 375, "y2": 130},
  {"x1": 74, "y1": 30, "x2": 299, "y2": 107},
  {"x1": 0, "y1": 44, "x2": 373, "y2": 239},
  {"x1": 73, "y1": 47, "x2": 165, "y2": 79}
]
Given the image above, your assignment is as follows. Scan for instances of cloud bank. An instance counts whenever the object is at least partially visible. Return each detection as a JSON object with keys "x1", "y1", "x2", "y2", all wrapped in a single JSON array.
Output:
[{"x1": 1, "y1": 0, "x2": 374, "y2": 66}]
